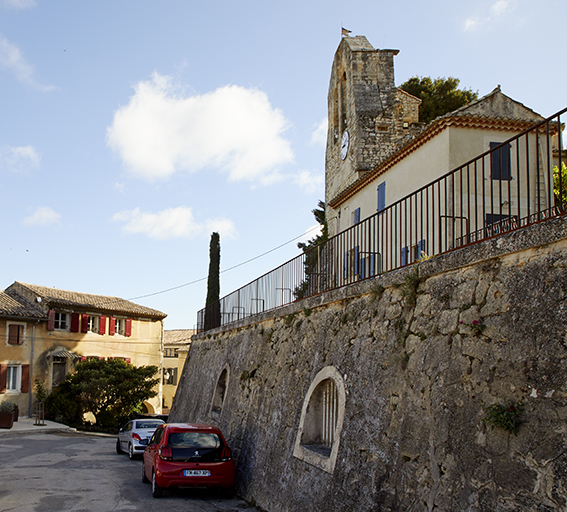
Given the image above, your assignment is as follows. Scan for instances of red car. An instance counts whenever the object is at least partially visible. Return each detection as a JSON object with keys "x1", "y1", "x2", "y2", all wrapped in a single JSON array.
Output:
[{"x1": 141, "y1": 423, "x2": 235, "y2": 498}]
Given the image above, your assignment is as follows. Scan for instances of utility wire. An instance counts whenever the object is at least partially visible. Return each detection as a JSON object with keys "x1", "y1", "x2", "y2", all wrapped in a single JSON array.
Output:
[{"x1": 128, "y1": 225, "x2": 320, "y2": 301}]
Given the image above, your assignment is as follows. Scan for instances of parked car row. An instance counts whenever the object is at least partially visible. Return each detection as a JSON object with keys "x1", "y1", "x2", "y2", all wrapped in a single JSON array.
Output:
[{"x1": 117, "y1": 420, "x2": 235, "y2": 498}]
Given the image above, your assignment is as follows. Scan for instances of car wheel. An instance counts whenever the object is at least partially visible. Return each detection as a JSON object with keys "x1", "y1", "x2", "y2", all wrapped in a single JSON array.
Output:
[
  {"x1": 142, "y1": 461, "x2": 150, "y2": 484},
  {"x1": 152, "y1": 470, "x2": 164, "y2": 498},
  {"x1": 128, "y1": 444, "x2": 136, "y2": 460},
  {"x1": 116, "y1": 438, "x2": 123, "y2": 454}
]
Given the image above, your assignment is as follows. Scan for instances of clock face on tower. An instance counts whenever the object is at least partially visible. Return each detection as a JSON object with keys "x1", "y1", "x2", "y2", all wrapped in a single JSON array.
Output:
[{"x1": 340, "y1": 130, "x2": 350, "y2": 160}]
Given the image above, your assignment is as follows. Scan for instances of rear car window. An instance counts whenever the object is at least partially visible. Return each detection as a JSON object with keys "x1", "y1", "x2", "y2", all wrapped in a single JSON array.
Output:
[
  {"x1": 168, "y1": 432, "x2": 221, "y2": 449},
  {"x1": 136, "y1": 421, "x2": 163, "y2": 429}
]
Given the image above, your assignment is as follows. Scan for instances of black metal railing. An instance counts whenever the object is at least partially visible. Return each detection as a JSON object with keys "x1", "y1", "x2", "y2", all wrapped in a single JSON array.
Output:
[{"x1": 197, "y1": 108, "x2": 566, "y2": 333}]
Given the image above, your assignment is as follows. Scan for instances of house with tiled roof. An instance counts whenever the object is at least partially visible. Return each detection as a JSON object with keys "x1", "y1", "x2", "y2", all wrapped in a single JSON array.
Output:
[
  {"x1": 162, "y1": 329, "x2": 194, "y2": 413},
  {"x1": 0, "y1": 281, "x2": 167, "y2": 418},
  {"x1": 325, "y1": 35, "x2": 552, "y2": 255}
]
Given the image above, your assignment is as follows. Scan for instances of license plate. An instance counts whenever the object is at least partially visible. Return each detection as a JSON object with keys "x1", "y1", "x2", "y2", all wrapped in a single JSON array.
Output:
[{"x1": 183, "y1": 470, "x2": 210, "y2": 477}]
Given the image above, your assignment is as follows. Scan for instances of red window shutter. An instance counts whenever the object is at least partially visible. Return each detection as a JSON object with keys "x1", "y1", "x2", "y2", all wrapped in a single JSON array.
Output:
[
  {"x1": 125, "y1": 319, "x2": 132, "y2": 337},
  {"x1": 81, "y1": 314, "x2": 89, "y2": 333},
  {"x1": 99, "y1": 316, "x2": 106, "y2": 335},
  {"x1": 0, "y1": 364, "x2": 6, "y2": 394},
  {"x1": 70, "y1": 313, "x2": 80, "y2": 332},
  {"x1": 21, "y1": 365, "x2": 30, "y2": 393},
  {"x1": 109, "y1": 317, "x2": 116, "y2": 336},
  {"x1": 47, "y1": 310, "x2": 55, "y2": 331}
]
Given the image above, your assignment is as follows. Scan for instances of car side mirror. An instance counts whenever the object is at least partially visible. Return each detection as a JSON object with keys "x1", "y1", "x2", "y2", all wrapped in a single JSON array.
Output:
[{"x1": 139, "y1": 438, "x2": 149, "y2": 446}]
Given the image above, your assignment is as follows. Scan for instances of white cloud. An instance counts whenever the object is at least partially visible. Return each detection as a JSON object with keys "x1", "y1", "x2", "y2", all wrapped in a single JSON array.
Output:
[
  {"x1": 113, "y1": 206, "x2": 236, "y2": 240},
  {"x1": 0, "y1": 34, "x2": 54, "y2": 90},
  {"x1": 107, "y1": 73, "x2": 294, "y2": 184},
  {"x1": 297, "y1": 223, "x2": 322, "y2": 246},
  {"x1": 464, "y1": 0, "x2": 516, "y2": 32},
  {"x1": 22, "y1": 207, "x2": 60, "y2": 226},
  {"x1": 310, "y1": 118, "x2": 328, "y2": 146},
  {"x1": 0, "y1": 144, "x2": 40, "y2": 172},
  {"x1": 293, "y1": 170, "x2": 324, "y2": 194},
  {"x1": 1, "y1": 0, "x2": 36, "y2": 8}
]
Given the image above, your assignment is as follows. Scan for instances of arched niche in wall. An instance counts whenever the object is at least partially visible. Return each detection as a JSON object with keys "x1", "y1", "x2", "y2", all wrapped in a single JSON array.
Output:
[
  {"x1": 210, "y1": 365, "x2": 229, "y2": 420},
  {"x1": 293, "y1": 366, "x2": 346, "y2": 474}
]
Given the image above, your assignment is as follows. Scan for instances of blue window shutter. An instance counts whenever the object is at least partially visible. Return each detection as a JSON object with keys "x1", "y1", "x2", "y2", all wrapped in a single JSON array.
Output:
[
  {"x1": 377, "y1": 182, "x2": 386, "y2": 212},
  {"x1": 361, "y1": 257, "x2": 366, "y2": 279},
  {"x1": 354, "y1": 208, "x2": 360, "y2": 224},
  {"x1": 418, "y1": 239, "x2": 426, "y2": 258},
  {"x1": 490, "y1": 142, "x2": 511, "y2": 180},
  {"x1": 344, "y1": 251, "x2": 348, "y2": 279},
  {"x1": 369, "y1": 254, "x2": 376, "y2": 276},
  {"x1": 354, "y1": 246, "x2": 359, "y2": 276},
  {"x1": 401, "y1": 246, "x2": 408, "y2": 266}
]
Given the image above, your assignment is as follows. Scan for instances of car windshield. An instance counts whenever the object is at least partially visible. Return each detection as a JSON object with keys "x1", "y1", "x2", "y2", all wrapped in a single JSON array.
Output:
[
  {"x1": 168, "y1": 432, "x2": 221, "y2": 449},
  {"x1": 136, "y1": 421, "x2": 163, "y2": 429}
]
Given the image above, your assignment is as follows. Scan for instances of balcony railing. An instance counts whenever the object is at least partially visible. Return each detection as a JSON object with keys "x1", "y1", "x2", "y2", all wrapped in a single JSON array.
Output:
[{"x1": 197, "y1": 108, "x2": 566, "y2": 333}]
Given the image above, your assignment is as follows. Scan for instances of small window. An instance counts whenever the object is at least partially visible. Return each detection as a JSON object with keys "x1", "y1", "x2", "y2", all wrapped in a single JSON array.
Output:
[
  {"x1": 164, "y1": 348, "x2": 178, "y2": 358},
  {"x1": 343, "y1": 246, "x2": 360, "y2": 280},
  {"x1": 163, "y1": 368, "x2": 178, "y2": 386},
  {"x1": 401, "y1": 239, "x2": 426, "y2": 266},
  {"x1": 54, "y1": 313, "x2": 68, "y2": 330},
  {"x1": 490, "y1": 141, "x2": 511, "y2": 180},
  {"x1": 87, "y1": 316, "x2": 99, "y2": 333},
  {"x1": 7, "y1": 324, "x2": 24, "y2": 345},
  {"x1": 6, "y1": 365, "x2": 21, "y2": 392},
  {"x1": 115, "y1": 318, "x2": 124, "y2": 335}
]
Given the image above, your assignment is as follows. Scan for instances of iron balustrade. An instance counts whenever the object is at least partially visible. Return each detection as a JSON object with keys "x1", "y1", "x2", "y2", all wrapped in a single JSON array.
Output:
[{"x1": 197, "y1": 109, "x2": 566, "y2": 333}]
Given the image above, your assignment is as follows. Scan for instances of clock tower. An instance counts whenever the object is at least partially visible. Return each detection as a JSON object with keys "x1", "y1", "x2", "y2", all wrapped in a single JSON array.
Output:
[{"x1": 324, "y1": 35, "x2": 419, "y2": 235}]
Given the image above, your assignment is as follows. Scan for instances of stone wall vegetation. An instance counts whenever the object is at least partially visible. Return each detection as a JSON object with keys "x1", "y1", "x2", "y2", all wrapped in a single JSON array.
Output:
[{"x1": 170, "y1": 217, "x2": 567, "y2": 511}]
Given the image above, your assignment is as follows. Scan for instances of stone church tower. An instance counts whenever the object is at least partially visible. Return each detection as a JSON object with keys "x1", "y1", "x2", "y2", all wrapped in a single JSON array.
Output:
[{"x1": 325, "y1": 35, "x2": 421, "y2": 235}]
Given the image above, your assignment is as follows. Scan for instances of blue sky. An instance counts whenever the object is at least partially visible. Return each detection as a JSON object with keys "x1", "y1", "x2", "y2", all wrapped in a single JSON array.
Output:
[{"x1": 1, "y1": 0, "x2": 564, "y2": 329}]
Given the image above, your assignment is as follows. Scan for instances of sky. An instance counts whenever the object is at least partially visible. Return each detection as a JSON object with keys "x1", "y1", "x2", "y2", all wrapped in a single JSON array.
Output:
[{"x1": 1, "y1": 0, "x2": 565, "y2": 330}]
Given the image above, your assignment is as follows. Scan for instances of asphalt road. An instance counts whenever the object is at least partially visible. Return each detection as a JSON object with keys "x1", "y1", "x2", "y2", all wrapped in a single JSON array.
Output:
[{"x1": 0, "y1": 431, "x2": 259, "y2": 512}]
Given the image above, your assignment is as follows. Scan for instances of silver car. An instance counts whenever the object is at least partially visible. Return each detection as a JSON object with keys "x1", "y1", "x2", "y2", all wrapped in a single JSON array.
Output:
[{"x1": 116, "y1": 419, "x2": 165, "y2": 459}]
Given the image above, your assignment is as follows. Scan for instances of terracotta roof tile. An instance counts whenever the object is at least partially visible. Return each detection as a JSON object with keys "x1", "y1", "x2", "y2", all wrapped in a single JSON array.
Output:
[
  {"x1": 164, "y1": 329, "x2": 194, "y2": 345},
  {"x1": 0, "y1": 290, "x2": 45, "y2": 320},
  {"x1": 7, "y1": 282, "x2": 166, "y2": 320}
]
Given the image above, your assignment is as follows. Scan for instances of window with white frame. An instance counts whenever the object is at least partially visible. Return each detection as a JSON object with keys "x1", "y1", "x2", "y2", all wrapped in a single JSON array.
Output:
[
  {"x1": 115, "y1": 318, "x2": 124, "y2": 335},
  {"x1": 87, "y1": 316, "x2": 99, "y2": 333},
  {"x1": 163, "y1": 367, "x2": 178, "y2": 386},
  {"x1": 164, "y1": 348, "x2": 178, "y2": 358},
  {"x1": 6, "y1": 365, "x2": 21, "y2": 392},
  {"x1": 54, "y1": 312, "x2": 68, "y2": 330}
]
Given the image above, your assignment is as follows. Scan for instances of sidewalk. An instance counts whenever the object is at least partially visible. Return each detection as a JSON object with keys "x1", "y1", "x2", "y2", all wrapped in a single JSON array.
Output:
[{"x1": 0, "y1": 416, "x2": 76, "y2": 435}]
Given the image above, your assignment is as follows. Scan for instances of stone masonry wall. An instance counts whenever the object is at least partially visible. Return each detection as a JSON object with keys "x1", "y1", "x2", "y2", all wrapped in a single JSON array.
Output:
[{"x1": 170, "y1": 216, "x2": 567, "y2": 511}]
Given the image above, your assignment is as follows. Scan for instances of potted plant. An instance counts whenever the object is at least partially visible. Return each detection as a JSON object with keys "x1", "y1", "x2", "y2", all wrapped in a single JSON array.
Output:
[{"x1": 0, "y1": 401, "x2": 15, "y2": 429}]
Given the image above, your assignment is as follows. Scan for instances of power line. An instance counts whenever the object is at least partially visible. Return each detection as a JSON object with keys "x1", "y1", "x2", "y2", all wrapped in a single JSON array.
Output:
[{"x1": 128, "y1": 226, "x2": 320, "y2": 301}]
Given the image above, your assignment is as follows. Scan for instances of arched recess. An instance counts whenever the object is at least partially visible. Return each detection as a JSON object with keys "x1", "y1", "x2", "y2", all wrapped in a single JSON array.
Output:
[
  {"x1": 293, "y1": 366, "x2": 346, "y2": 474},
  {"x1": 210, "y1": 365, "x2": 230, "y2": 420}
]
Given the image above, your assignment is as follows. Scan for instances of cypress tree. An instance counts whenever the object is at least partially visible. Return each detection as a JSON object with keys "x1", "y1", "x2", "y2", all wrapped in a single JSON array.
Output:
[{"x1": 204, "y1": 232, "x2": 221, "y2": 330}]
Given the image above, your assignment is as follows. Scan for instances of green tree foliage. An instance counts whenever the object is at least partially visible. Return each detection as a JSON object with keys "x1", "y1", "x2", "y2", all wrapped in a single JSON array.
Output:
[
  {"x1": 554, "y1": 162, "x2": 567, "y2": 209},
  {"x1": 204, "y1": 232, "x2": 221, "y2": 330},
  {"x1": 45, "y1": 358, "x2": 159, "y2": 432},
  {"x1": 294, "y1": 201, "x2": 329, "y2": 300},
  {"x1": 399, "y1": 76, "x2": 478, "y2": 124}
]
